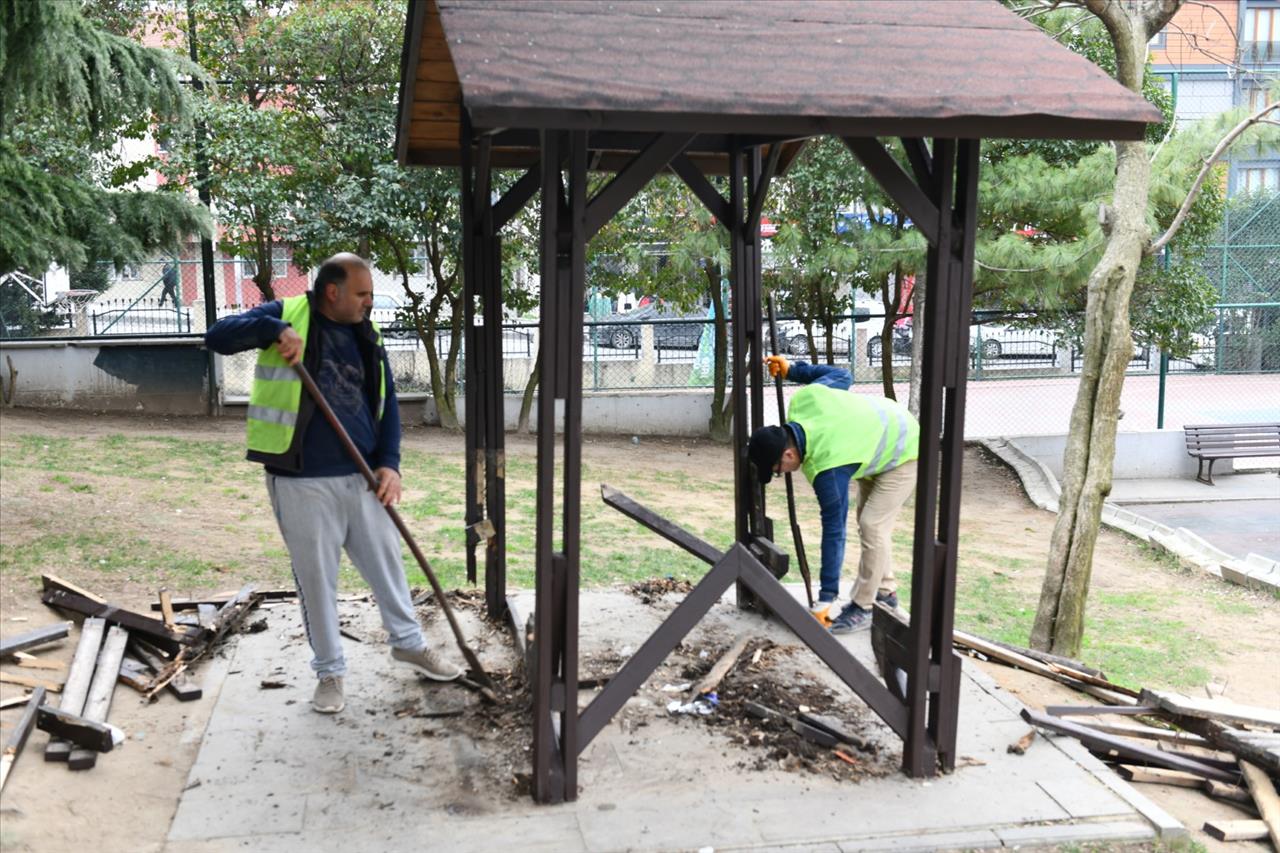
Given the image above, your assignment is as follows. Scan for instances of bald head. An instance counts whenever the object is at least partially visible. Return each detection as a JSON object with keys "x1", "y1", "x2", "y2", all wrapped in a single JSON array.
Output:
[{"x1": 314, "y1": 253, "x2": 373, "y2": 324}]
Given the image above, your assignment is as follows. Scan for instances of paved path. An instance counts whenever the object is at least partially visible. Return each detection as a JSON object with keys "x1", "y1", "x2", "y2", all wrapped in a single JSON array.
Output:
[
  {"x1": 165, "y1": 590, "x2": 1175, "y2": 852},
  {"x1": 1125, "y1": 499, "x2": 1280, "y2": 563}
]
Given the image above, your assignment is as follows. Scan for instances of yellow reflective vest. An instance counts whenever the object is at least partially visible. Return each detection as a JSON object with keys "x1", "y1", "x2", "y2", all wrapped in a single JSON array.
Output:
[
  {"x1": 788, "y1": 385, "x2": 919, "y2": 483},
  {"x1": 246, "y1": 294, "x2": 386, "y2": 458}
]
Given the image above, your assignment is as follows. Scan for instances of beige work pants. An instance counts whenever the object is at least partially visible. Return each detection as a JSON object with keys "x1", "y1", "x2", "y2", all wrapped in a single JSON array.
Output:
[{"x1": 849, "y1": 459, "x2": 917, "y2": 609}]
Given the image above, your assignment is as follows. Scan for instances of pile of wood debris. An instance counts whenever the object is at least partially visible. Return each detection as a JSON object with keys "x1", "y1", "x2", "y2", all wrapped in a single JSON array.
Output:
[
  {"x1": 627, "y1": 577, "x2": 695, "y2": 605},
  {"x1": 956, "y1": 629, "x2": 1280, "y2": 846},
  {"x1": 0, "y1": 573, "x2": 280, "y2": 790},
  {"x1": 671, "y1": 634, "x2": 897, "y2": 783}
]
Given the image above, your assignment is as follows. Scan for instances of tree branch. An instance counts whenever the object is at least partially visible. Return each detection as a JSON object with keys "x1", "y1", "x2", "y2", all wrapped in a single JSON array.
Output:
[{"x1": 1147, "y1": 102, "x2": 1280, "y2": 255}]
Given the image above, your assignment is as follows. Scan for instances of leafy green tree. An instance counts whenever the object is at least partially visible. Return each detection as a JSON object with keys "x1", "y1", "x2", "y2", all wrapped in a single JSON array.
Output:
[{"x1": 0, "y1": 0, "x2": 208, "y2": 276}]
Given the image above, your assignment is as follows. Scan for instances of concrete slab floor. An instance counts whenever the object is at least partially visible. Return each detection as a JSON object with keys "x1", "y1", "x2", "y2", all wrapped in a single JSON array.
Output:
[{"x1": 166, "y1": 587, "x2": 1176, "y2": 852}]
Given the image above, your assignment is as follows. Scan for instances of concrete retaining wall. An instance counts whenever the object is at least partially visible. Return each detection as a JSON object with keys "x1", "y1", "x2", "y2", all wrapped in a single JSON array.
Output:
[
  {"x1": 0, "y1": 339, "x2": 209, "y2": 415},
  {"x1": 1007, "y1": 431, "x2": 1205, "y2": 479}
]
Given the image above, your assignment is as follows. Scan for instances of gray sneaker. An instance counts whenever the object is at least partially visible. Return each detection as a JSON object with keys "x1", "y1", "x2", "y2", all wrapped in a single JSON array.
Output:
[
  {"x1": 391, "y1": 645, "x2": 463, "y2": 682},
  {"x1": 312, "y1": 675, "x2": 344, "y2": 714}
]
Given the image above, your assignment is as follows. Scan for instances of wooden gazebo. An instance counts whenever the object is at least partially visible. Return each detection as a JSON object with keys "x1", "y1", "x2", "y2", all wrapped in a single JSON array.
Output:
[{"x1": 395, "y1": 0, "x2": 1159, "y2": 804}]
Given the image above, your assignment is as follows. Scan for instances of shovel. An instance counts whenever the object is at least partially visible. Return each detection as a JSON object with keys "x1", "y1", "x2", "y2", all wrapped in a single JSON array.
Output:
[
  {"x1": 293, "y1": 363, "x2": 495, "y2": 696},
  {"x1": 766, "y1": 295, "x2": 815, "y2": 608}
]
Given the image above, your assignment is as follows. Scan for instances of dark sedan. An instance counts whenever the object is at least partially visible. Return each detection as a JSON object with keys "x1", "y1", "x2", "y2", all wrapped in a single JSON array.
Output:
[{"x1": 589, "y1": 304, "x2": 712, "y2": 349}]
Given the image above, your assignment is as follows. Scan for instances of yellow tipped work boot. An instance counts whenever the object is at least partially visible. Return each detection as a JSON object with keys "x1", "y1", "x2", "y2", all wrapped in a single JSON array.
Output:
[{"x1": 809, "y1": 598, "x2": 837, "y2": 628}]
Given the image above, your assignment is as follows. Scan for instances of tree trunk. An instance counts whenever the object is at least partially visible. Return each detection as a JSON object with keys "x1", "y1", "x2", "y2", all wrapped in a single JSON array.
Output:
[
  {"x1": 907, "y1": 271, "x2": 924, "y2": 417},
  {"x1": 518, "y1": 353, "x2": 539, "y2": 434},
  {"x1": 1031, "y1": 0, "x2": 1172, "y2": 655},
  {"x1": 708, "y1": 264, "x2": 732, "y2": 443}
]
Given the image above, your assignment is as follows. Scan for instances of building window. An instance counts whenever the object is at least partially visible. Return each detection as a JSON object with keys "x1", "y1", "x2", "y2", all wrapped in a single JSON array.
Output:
[
  {"x1": 1246, "y1": 85, "x2": 1278, "y2": 113},
  {"x1": 1239, "y1": 166, "x2": 1280, "y2": 193},
  {"x1": 241, "y1": 247, "x2": 289, "y2": 279},
  {"x1": 1243, "y1": 6, "x2": 1278, "y2": 62},
  {"x1": 1149, "y1": 28, "x2": 1167, "y2": 49}
]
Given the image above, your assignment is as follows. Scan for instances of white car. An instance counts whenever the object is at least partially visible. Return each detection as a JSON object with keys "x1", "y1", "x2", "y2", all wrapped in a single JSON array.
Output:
[
  {"x1": 371, "y1": 293, "x2": 412, "y2": 336},
  {"x1": 776, "y1": 307, "x2": 873, "y2": 356},
  {"x1": 969, "y1": 321, "x2": 1063, "y2": 360}
]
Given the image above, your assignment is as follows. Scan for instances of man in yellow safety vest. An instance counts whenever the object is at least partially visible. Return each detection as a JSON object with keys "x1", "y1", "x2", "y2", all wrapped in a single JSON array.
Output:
[
  {"x1": 747, "y1": 355, "x2": 919, "y2": 633},
  {"x1": 205, "y1": 253, "x2": 461, "y2": 714}
]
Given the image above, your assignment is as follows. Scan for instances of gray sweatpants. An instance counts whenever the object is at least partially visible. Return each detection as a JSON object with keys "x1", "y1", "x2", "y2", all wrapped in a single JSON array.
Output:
[{"x1": 266, "y1": 472, "x2": 424, "y2": 678}]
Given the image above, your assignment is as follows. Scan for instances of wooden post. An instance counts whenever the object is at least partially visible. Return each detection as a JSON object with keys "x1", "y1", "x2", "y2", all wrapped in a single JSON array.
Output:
[{"x1": 0, "y1": 686, "x2": 46, "y2": 791}]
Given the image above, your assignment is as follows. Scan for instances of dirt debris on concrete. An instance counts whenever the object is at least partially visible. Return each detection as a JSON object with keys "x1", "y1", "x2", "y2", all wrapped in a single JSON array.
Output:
[{"x1": 627, "y1": 576, "x2": 695, "y2": 605}]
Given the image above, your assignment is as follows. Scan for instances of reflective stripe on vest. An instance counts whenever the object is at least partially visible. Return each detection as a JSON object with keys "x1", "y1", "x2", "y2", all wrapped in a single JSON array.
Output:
[
  {"x1": 245, "y1": 296, "x2": 388, "y2": 455},
  {"x1": 789, "y1": 385, "x2": 920, "y2": 483}
]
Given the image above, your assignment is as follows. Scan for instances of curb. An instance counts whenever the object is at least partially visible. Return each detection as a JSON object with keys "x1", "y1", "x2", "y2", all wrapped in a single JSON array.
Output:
[{"x1": 979, "y1": 438, "x2": 1280, "y2": 596}]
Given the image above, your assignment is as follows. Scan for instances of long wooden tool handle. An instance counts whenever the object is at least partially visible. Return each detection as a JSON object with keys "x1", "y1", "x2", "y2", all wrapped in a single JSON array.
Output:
[
  {"x1": 766, "y1": 296, "x2": 814, "y2": 608},
  {"x1": 293, "y1": 363, "x2": 492, "y2": 688}
]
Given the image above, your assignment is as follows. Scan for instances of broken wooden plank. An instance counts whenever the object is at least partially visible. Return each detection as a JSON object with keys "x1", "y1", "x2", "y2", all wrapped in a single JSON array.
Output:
[
  {"x1": 44, "y1": 617, "x2": 104, "y2": 762},
  {"x1": 744, "y1": 700, "x2": 838, "y2": 748},
  {"x1": 1116, "y1": 766, "x2": 1205, "y2": 788},
  {"x1": 0, "y1": 694, "x2": 33, "y2": 710},
  {"x1": 1240, "y1": 760, "x2": 1280, "y2": 850},
  {"x1": 130, "y1": 639, "x2": 202, "y2": 702},
  {"x1": 40, "y1": 574, "x2": 106, "y2": 604},
  {"x1": 1074, "y1": 718, "x2": 1207, "y2": 746},
  {"x1": 41, "y1": 589, "x2": 195, "y2": 653},
  {"x1": 1202, "y1": 819, "x2": 1268, "y2": 842},
  {"x1": 0, "y1": 672, "x2": 63, "y2": 693},
  {"x1": 158, "y1": 589, "x2": 176, "y2": 631},
  {"x1": 68, "y1": 626, "x2": 129, "y2": 770},
  {"x1": 797, "y1": 711, "x2": 873, "y2": 751},
  {"x1": 955, "y1": 630, "x2": 1137, "y2": 700},
  {"x1": 1204, "y1": 779, "x2": 1258, "y2": 807},
  {"x1": 150, "y1": 588, "x2": 295, "y2": 612},
  {"x1": 35, "y1": 706, "x2": 115, "y2": 753},
  {"x1": 13, "y1": 652, "x2": 67, "y2": 671},
  {"x1": 117, "y1": 656, "x2": 152, "y2": 693},
  {"x1": 1046, "y1": 704, "x2": 1160, "y2": 717},
  {"x1": 0, "y1": 622, "x2": 72, "y2": 658},
  {"x1": 1202, "y1": 720, "x2": 1280, "y2": 775},
  {"x1": 1008, "y1": 730, "x2": 1037, "y2": 755},
  {"x1": 1141, "y1": 689, "x2": 1280, "y2": 731},
  {"x1": 0, "y1": 686, "x2": 45, "y2": 791},
  {"x1": 1022, "y1": 707, "x2": 1238, "y2": 783},
  {"x1": 691, "y1": 634, "x2": 751, "y2": 697}
]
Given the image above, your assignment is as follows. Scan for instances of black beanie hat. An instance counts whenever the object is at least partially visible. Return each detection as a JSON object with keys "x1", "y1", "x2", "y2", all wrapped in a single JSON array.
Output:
[{"x1": 747, "y1": 425, "x2": 790, "y2": 485}]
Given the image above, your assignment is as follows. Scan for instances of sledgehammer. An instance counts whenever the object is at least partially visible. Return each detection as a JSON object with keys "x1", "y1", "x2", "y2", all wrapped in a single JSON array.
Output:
[{"x1": 293, "y1": 363, "x2": 495, "y2": 697}]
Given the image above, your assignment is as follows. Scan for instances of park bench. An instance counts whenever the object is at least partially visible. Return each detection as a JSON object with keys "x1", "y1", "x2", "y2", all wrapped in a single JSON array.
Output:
[{"x1": 1183, "y1": 422, "x2": 1280, "y2": 485}]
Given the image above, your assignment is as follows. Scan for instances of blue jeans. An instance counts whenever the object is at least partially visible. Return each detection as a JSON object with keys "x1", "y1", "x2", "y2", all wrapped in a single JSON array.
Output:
[{"x1": 811, "y1": 464, "x2": 857, "y2": 602}]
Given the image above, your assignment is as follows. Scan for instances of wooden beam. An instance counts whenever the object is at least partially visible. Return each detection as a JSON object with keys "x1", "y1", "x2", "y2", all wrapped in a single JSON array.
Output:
[
  {"x1": 43, "y1": 616, "x2": 103, "y2": 762},
  {"x1": 68, "y1": 626, "x2": 129, "y2": 770},
  {"x1": 585, "y1": 133, "x2": 694, "y2": 238},
  {"x1": 745, "y1": 143, "x2": 782, "y2": 229},
  {"x1": 1075, "y1": 719, "x2": 1207, "y2": 746},
  {"x1": 0, "y1": 672, "x2": 62, "y2": 692},
  {"x1": 0, "y1": 686, "x2": 45, "y2": 791},
  {"x1": 35, "y1": 706, "x2": 115, "y2": 753},
  {"x1": 158, "y1": 590, "x2": 176, "y2": 631},
  {"x1": 40, "y1": 574, "x2": 105, "y2": 604},
  {"x1": 1142, "y1": 688, "x2": 1280, "y2": 730},
  {"x1": 41, "y1": 589, "x2": 194, "y2": 653},
  {"x1": 130, "y1": 640, "x2": 202, "y2": 702},
  {"x1": 1116, "y1": 765, "x2": 1204, "y2": 788},
  {"x1": 842, "y1": 136, "x2": 939, "y2": 245},
  {"x1": 0, "y1": 622, "x2": 72, "y2": 658},
  {"x1": 670, "y1": 154, "x2": 730, "y2": 224},
  {"x1": 12, "y1": 652, "x2": 66, "y2": 671},
  {"x1": 1241, "y1": 761, "x2": 1280, "y2": 850},
  {"x1": 1203, "y1": 819, "x2": 1268, "y2": 842},
  {"x1": 691, "y1": 634, "x2": 751, "y2": 697}
]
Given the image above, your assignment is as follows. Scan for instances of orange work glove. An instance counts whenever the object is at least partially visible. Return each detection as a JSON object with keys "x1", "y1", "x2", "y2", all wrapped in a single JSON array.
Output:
[{"x1": 764, "y1": 354, "x2": 789, "y2": 379}]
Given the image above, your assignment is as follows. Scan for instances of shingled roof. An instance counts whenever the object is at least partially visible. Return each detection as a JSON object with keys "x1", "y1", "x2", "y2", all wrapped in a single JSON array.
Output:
[{"x1": 396, "y1": 0, "x2": 1162, "y2": 168}]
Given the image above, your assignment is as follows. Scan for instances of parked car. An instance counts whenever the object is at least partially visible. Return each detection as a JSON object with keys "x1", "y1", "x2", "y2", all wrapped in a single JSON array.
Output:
[
  {"x1": 867, "y1": 322, "x2": 913, "y2": 360},
  {"x1": 371, "y1": 293, "x2": 415, "y2": 337},
  {"x1": 589, "y1": 304, "x2": 711, "y2": 349},
  {"x1": 776, "y1": 307, "x2": 874, "y2": 356},
  {"x1": 968, "y1": 320, "x2": 1063, "y2": 360}
]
